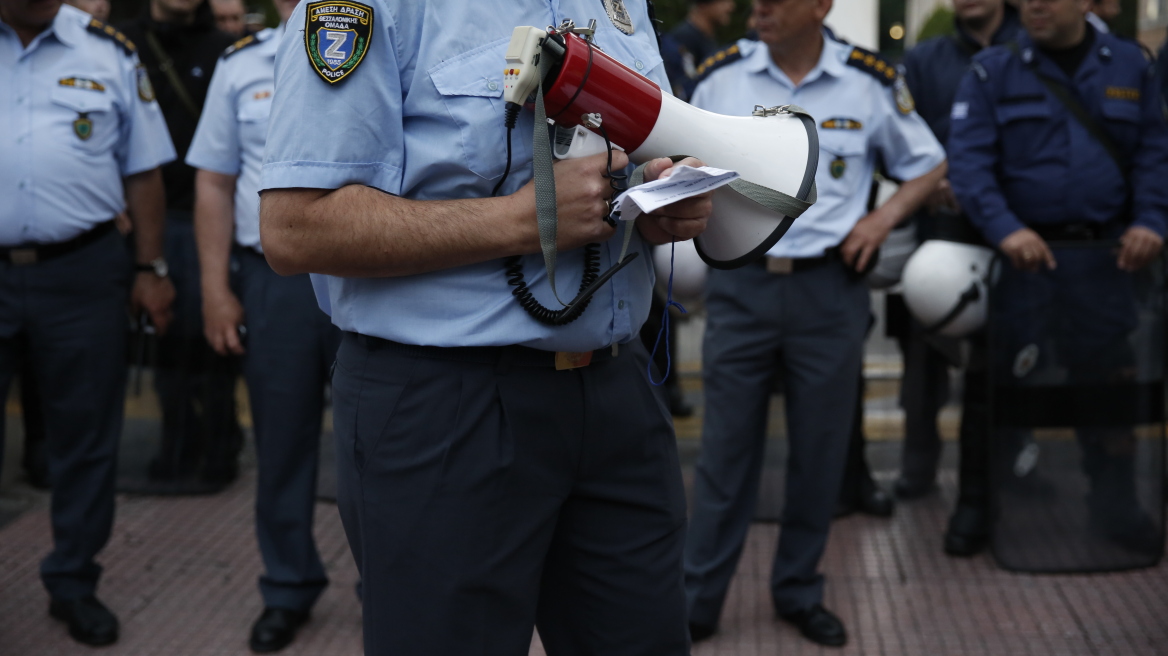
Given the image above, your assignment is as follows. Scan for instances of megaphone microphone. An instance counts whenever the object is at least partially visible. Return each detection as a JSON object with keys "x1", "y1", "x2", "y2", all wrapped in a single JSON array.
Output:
[{"x1": 504, "y1": 21, "x2": 819, "y2": 269}]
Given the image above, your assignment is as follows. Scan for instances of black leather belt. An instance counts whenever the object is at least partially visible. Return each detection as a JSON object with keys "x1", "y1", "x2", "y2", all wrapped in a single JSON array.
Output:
[
  {"x1": 1031, "y1": 220, "x2": 1124, "y2": 242},
  {"x1": 351, "y1": 333, "x2": 619, "y2": 371},
  {"x1": 755, "y1": 249, "x2": 837, "y2": 274},
  {"x1": 0, "y1": 220, "x2": 116, "y2": 266}
]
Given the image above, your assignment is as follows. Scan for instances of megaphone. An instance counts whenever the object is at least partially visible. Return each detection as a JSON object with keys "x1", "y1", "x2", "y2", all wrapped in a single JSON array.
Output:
[{"x1": 504, "y1": 21, "x2": 818, "y2": 269}]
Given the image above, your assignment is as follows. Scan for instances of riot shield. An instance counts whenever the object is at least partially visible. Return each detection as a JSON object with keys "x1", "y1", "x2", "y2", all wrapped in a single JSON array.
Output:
[{"x1": 987, "y1": 242, "x2": 1165, "y2": 572}]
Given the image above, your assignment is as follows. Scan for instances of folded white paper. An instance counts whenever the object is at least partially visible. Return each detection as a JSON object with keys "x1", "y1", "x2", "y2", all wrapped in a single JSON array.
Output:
[{"x1": 614, "y1": 165, "x2": 740, "y2": 221}]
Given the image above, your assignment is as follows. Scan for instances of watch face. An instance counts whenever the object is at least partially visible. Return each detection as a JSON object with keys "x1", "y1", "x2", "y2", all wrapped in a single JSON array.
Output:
[{"x1": 153, "y1": 259, "x2": 169, "y2": 278}]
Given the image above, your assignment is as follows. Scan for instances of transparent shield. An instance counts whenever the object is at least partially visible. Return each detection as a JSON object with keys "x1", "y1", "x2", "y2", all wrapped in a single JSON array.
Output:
[{"x1": 987, "y1": 242, "x2": 1165, "y2": 572}]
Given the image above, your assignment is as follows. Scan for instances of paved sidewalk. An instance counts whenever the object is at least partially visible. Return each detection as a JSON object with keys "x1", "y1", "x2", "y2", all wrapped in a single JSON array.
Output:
[{"x1": 2, "y1": 465, "x2": 1164, "y2": 656}]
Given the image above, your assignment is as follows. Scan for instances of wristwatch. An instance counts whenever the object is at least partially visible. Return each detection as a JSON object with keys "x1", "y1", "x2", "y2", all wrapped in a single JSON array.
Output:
[{"x1": 135, "y1": 257, "x2": 169, "y2": 278}]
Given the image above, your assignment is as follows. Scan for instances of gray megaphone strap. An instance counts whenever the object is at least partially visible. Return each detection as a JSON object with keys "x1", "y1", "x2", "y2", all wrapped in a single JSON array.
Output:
[{"x1": 531, "y1": 51, "x2": 569, "y2": 306}]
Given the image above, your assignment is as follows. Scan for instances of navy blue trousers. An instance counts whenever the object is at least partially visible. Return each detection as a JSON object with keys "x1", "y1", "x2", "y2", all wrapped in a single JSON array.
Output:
[
  {"x1": 0, "y1": 229, "x2": 129, "y2": 600},
  {"x1": 331, "y1": 334, "x2": 689, "y2": 655},
  {"x1": 237, "y1": 250, "x2": 339, "y2": 611},
  {"x1": 685, "y1": 260, "x2": 869, "y2": 623}
]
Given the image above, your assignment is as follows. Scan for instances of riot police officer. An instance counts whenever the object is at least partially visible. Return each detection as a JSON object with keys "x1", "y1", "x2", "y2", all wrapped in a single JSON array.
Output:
[
  {"x1": 948, "y1": 0, "x2": 1168, "y2": 554},
  {"x1": 186, "y1": 0, "x2": 340, "y2": 650},
  {"x1": 0, "y1": 0, "x2": 175, "y2": 645},
  {"x1": 898, "y1": 0, "x2": 1021, "y2": 554},
  {"x1": 682, "y1": 0, "x2": 946, "y2": 647},
  {"x1": 258, "y1": 1, "x2": 712, "y2": 654}
]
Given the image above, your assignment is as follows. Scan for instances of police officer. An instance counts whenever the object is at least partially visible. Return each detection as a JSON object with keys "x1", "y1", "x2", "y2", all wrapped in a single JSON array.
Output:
[
  {"x1": 0, "y1": 0, "x2": 176, "y2": 645},
  {"x1": 119, "y1": 0, "x2": 240, "y2": 492},
  {"x1": 661, "y1": 0, "x2": 736, "y2": 99},
  {"x1": 186, "y1": 0, "x2": 339, "y2": 650},
  {"x1": 894, "y1": 0, "x2": 1021, "y2": 546},
  {"x1": 948, "y1": 0, "x2": 1168, "y2": 553},
  {"x1": 682, "y1": 0, "x2": 946, "y2": 646},
  {"x1": 259, "y1": 1, "x2": 712, "y2": 654}
]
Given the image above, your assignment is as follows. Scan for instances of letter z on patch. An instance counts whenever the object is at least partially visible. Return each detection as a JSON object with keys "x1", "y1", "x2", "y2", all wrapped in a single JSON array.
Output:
[{"x1": 304, "y1": 1, "x2": 373, "y2": 84}]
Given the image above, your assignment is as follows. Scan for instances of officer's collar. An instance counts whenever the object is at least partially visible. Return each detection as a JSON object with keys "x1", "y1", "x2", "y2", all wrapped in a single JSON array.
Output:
[
  {"x1": 1014, "y1": 23, "x2": 1113, "y2": 69},
  {"x1": 747, "y1": 29, "x2": 848, "y2": 84},
  {"x1": 15, "y1": 3, "x2": 85, "y2": 51}
]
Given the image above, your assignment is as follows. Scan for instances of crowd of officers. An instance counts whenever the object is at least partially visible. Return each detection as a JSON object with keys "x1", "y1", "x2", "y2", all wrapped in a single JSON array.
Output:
[{"x1": 0, "y1": 0, "x2": 1165, "y2": 653}]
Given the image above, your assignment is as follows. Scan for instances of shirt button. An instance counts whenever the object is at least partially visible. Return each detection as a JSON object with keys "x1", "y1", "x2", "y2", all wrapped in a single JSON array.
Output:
[
  {"x1": 18, "y1": 180, "x2": 28, "y2": 190},
  {"x1": 634, "y1": 60, "x2": 644, "y2": 71},
  {"x1": 487, "y1": 80, "x2": 498, "y2": 91},
  {"x1": 618, "y1": 300, "x2": 626, "y2": 309},
  {"x1": 16, "y1": 96, "x2": 25, "y2": 105}
]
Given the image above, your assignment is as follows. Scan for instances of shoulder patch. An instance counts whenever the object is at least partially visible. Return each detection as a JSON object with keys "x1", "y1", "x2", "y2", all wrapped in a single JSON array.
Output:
[
  {"x1": 223, "y1": 34, "x2": 260, "y2": 59},
  {"x1": 304, "y1": 1, "x2": 374, "y2": 85},
  {"x1": 694, "y1": 44, "x2": 743, "y2": 83},
  {"x1": 86, "y1": 18, "x2": 135, "y2": 55},
  {"x1": 846, "y1": 46, "x2": 897, "y2": 86}
]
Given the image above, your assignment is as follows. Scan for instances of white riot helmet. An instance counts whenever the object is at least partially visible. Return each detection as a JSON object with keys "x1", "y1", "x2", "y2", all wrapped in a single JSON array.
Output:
[{"x1": 901, "y1": 240, "x2": 996, "y2": 337}]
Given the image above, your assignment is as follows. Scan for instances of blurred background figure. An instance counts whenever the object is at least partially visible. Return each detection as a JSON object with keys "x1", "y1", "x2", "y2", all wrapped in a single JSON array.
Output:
[
  {"x1": 243, "y1": 7, "x2": 264, "y2": 34},
  {"x1": 209, "y1": 0, "x2": 245, "y2": 36},
  {"x1": 1087, "y1": 0, "x2": 1118, "y2": 31},
  {"x1": 895, "y1": 0, "x2": 1020, "y2": 526},
  {"x1": 62, "y1": 0, "x2": 108, "y2": 20},
  {"x1": 0, "y1": 0, "x2": 175, "y2": 644},
  {"x1": 186, "y1": 0, "x2": 342, "y2": 648},
  {"x1": 661, "y1": 0, "x2": 737, "y2": 99},
  {"x1": 118, "y1": 0, "x2": 239, "y2": 494},
  {"x1": 682, "y1": 0, "x2": 946, "y2": 647},
  {"x1": 947, "y1": 0, "x2": 1168, "y2": 559}
]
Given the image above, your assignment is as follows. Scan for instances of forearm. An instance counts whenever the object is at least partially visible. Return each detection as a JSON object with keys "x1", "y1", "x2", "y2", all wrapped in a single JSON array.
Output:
[
  {"x1": 124, "y1": 167, "x2": 167, "y2": 263},
  {"x1": 260, "y1": 185, "x2": 539, "y2": 277},
  {"x1": 194, "y1": 170, "x2": 239, "y2": 293},
  {"x1": 870, "y1": 161, "x2": 947, "y2": 229}
]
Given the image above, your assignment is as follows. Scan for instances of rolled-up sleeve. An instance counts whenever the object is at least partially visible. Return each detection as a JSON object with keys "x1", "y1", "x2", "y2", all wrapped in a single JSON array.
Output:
[
  {"x1": 186, "y1": 58, "x2": 241, "y2": 175},
  {"x1": 261, "y1": 0, "x2": 405, "y2": 194},
  {"x1": 872, "y1": 78, "x2": 946, "y2": 183},
  {"x1": 117, "y1": 53, "x2": 176, "y2": 177}
]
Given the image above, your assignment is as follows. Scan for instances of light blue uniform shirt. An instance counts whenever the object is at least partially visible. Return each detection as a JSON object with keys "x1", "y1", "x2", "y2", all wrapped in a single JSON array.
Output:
[
  {"x1": 187, "y1": 26, "x2": 282, "y2": 251},
  {"x1": 261, "y1": 0, "x2": 666, "y2": 351},
  {"x1": 691, "y1": 36, "x2": 945, "y2": 259},
  {"x1": 0, "y1": 4, "x2": 175, "y2": 246}
]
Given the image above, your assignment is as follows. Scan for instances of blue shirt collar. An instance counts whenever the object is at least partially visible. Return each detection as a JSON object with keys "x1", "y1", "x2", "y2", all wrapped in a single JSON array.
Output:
[{"x1": 745, "y1": 31, "x2": 849, "y2": 88}]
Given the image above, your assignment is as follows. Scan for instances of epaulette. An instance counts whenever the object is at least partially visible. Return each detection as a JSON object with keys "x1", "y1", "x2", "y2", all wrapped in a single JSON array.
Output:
[
  {"x1": 223, "y1": 34, "x2": 261, "y2": 59},
  {"x1": 86, "y1": 17, "x2": 135, "y2": 55},
  {"x1": 694, "y1": 43, "x2": 744, "y2": 83},
  {"x1": 845, "y1": 46, "x2": 897, "y2": 86}
]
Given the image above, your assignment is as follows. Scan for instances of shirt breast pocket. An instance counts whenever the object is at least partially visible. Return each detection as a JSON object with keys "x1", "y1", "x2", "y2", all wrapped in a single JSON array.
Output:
[
  {"x1": 818, "y1": 133, "x2": 866, "y2": 183},
  {"x1": 50, "y1": 86, "x2": 118, "y2": 156},
  {"x1": 429, "y1": 38, "x2": 511, "y2": 181},
  {"x1": 237, "y1": 96, "x2": 272, "y2": 153},
  {"x1": 1101, "y1": 99, "x2": 1140, "y2": 150}
]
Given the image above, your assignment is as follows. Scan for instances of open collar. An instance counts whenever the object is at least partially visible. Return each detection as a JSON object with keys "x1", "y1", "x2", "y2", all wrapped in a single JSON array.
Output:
[{"x1": 746, "y1": 30, "x2": 848, "y2": 89}]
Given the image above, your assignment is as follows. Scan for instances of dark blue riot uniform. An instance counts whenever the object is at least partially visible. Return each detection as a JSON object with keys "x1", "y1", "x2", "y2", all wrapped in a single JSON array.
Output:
[
  {"x1": 949, "y1": 27, "x2": 1168, "y2": 246},
  {"x1": 947, "y1": 25, "x2": 1168, "y2": 561},
  {"x1": 903, "y1": 6, "x2": 1021, "y2": 151}
]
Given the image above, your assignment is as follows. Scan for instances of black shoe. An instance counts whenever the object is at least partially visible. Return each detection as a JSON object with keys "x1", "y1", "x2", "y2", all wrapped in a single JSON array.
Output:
[
  {"x1": 944, "y1": 504, "x2": 990, "y2": 557},
  {"x1": 836, "y1": 479, "x2": 895, "y2": 518},
  {"x1": 49, "y1": 595, "x2": 119, "y2": 647},
  {"x1": 249, "y1": 607, "x2": 309, "y2": 653},
  {"x1": 778, "y1": 603, "x2": 847, "y2": 647},
  {"x1": 688, "y1": 621, "x2": 717, "y2": 643},
  {"x1": 893, "y1": 476, "x2": 936, "y2": 500}
]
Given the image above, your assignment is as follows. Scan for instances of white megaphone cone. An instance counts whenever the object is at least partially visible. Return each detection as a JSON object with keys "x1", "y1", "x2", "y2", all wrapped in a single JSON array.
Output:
[{"x1": 504, "y1": 24, "x2": 818, "y2": 269}]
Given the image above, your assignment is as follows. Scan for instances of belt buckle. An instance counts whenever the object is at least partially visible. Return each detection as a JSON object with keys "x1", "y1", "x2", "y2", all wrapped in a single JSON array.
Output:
[
  {"x1": 9, "y1": 248, "x2": 37, "y2": 266},
  {"x1": 766, "y1": 257, "x2": 794, "y2": 275},
  {"x1": 555, "y1": 350, "x2": 594, "y2": 371}
]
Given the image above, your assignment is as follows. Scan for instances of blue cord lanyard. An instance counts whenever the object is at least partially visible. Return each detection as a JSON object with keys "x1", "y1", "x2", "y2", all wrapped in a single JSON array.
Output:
[{"x1": 648, "y1": 240, "x2": 688, "y2": 386}]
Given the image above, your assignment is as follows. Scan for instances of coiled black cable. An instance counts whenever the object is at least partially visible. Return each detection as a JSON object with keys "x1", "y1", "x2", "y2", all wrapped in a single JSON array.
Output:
[{"x1": 494, "y1": 105, "x2": 603, "y2": 326}]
